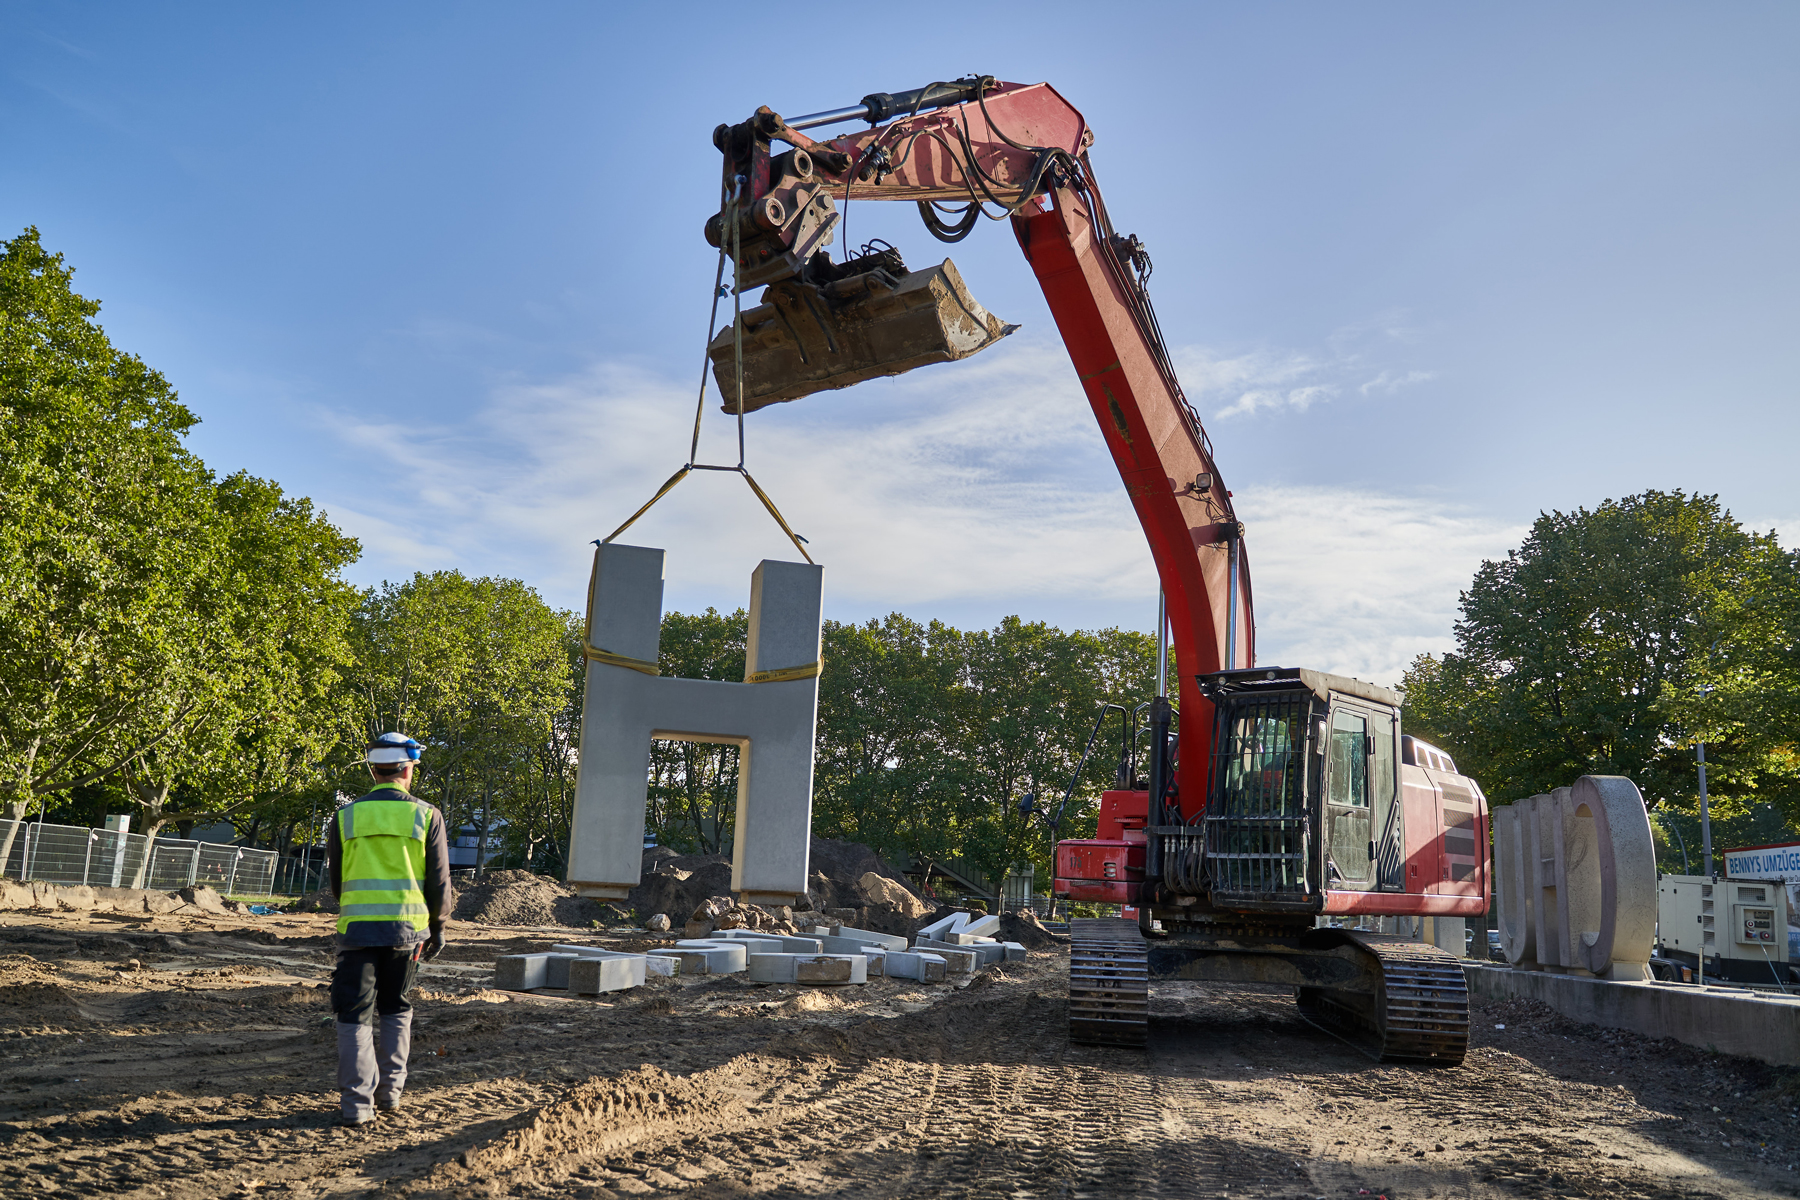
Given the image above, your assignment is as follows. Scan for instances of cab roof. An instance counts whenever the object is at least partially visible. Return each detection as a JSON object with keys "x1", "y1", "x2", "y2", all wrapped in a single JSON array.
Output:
[{"x1": 1198, "y1": 666, "x2": 1401, "y2": 709}]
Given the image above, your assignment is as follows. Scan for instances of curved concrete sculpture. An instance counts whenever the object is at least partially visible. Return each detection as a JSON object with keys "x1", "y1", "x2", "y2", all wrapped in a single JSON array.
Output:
[{"x1": 1494, "y1": 774, "x2": 1655, "y2": 980}]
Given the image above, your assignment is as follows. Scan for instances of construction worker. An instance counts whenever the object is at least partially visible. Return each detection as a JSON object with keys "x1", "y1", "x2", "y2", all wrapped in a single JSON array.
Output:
[{"x1": 326, "y1": 733, "x2": 452, "y2": 1125}]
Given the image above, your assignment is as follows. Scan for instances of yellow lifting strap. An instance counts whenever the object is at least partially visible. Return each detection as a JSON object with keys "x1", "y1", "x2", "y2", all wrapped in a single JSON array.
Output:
[
  {"x1": 583, "y1": 645, "x2": 662, "y2": 675},
  {"x1": 598, "y1": 464, "x2": 814, "y2": 566},
  {"x1": 594, "y1": 179, "x2": 815, "y2": 567},
  {"x1": 749, "y1": 659, "x2": 823, "y2": 684}
]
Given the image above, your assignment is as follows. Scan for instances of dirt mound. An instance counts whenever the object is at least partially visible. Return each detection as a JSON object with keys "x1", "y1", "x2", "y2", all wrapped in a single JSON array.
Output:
[
  {"x1": 293, "y1": 889, "x2": 338, "y2": 914},
  {"x1": 452, "y1": 870, "x2": 606, "y2": 928},
  {"x1": 998, "y1": 908, "x2": 1061, "y2": 950}
]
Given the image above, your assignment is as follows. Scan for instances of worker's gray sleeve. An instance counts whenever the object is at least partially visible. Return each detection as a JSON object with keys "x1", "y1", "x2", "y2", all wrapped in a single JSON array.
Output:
[
  {"x1": 423, "y1": 806, "x2": 453, "y2": 929},
  {"x1": 326, "y1": 815, "x2": 343, "y2": 897}
]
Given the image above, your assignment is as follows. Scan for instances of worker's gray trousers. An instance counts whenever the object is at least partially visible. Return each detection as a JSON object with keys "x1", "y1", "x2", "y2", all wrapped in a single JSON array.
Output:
[
  {"x1": 336, "y1": 1014, "x2": 413, "y2": 1119},
  {"x1": 331, "y1": 943, "x2": 421, "y2": 1121}
]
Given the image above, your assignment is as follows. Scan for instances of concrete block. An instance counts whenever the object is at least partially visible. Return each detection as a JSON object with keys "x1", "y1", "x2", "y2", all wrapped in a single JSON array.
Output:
[
  {"x1": 567, "y1": 954, "x2": 647, "y2": 994},
  {"x1": 911, "y1": 943, "x2": 977, "y2": 973},
  {"x1": 916, "y1": 936, "x2": 1003, "y2": 967},
  {"x1": 542, "y1": 953, "x2": 583, "y2": 989},
  {"x1": 813, "y1": 933, "x2": 897, "y2": 956},
  {"x1": 494, "y1": 954, "x2": 551, "y2": 991},
  {"x1": 746, "y1": 953, "x2": 868, "y2": 985},
  {"x1": 916, "y1": 912, "x2": 1001, "y2": 941},
  {"x1": 566, "y1": 545, "x2": 824, "y2": 907},
  {"x1": 832, "y1": 926, "x2": 906, "y2": 951},
  {"x1": 863, "y1": 949, "x2": 886, "y2": 977},
  {"x1": 1000, "y1": 941, "x2": 1027, "y2": 962},
  {"x1": 668, "y1": 940, "x2": 749, "y2": 974},
  {"x1": 550, "y1": 944, "x2": 680, "y2": 977},
  {"x1": 706, "y1": 934, "x2": 786, "y2": 954},
  {"x1": 713, "y1": 931, "x2": 824, "y2": 953},
  {"x1": 883, "y1": 951, "x2": 948, "y2": 983},
  {"x1": 1465, "y1": 963, "x2": 1800, "y2": 1066}
]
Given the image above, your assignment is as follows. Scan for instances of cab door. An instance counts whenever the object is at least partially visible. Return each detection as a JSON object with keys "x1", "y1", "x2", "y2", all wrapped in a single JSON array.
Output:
[{"x1": 1325, "y1": 707, "x2": 1373, "y2": 886}]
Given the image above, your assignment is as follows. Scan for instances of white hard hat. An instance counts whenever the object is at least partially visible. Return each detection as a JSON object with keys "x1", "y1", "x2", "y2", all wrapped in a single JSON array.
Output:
[{"x1": 367, "y1": 732, "x2": 422, "y2": 765}]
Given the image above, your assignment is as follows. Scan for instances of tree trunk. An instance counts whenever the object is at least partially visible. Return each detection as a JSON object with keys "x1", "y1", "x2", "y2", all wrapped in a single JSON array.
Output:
[
  {"x1": 0, "y1": 799, "x2": 30, "y2": 881},
  {"x1": 124, "y1": 774, "x2": 173, "y2": 890}
]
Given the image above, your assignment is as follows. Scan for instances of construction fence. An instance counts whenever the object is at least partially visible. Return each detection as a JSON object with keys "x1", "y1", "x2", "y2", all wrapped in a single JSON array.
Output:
[{"x1": 0, "y1": 820, "x2": 323, "y2": 897}]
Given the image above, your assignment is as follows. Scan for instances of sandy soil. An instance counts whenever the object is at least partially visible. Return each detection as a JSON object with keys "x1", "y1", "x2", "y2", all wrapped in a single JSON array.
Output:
[{"x1": 3, "y1": 906, "x2": 1799, "y2": 1199}]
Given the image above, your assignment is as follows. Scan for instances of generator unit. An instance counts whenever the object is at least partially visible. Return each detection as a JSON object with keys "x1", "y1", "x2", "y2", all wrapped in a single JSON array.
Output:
[{"x1": 1657, "y1": 874, "x2": 1793, "y2": 985}]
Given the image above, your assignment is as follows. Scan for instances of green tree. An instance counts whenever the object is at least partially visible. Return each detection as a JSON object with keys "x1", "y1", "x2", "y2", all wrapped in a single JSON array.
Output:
[
  {"x1": 0, "y1": 228, "x2": 361, "y2": 878},
  {"x1": 1402, "y1": 491, "x2": 1799, "y2": 832},
  {"x1": 644, "y1": 607, "x2": 749, "y2": 854},
  {"x1": 349, "y1": 572, "x2": 571, "y2": 873}
]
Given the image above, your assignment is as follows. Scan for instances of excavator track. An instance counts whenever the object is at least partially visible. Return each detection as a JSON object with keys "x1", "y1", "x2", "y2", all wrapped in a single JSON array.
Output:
[
  {"x1": 1296, "y1": 932, "x2": 1469, "y2": 1065},
  {"x1": 1067, "y1": 917, "x2": 1149, "y2": 1047}
]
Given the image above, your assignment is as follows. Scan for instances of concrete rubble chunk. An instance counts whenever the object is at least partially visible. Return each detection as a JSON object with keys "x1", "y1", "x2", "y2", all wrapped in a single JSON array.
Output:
[
  {"x1": 494, "y1": 954, "x2": 552, "y2": 991},
  {"x1": 669, "y1": 940, "x2": 749, "y2": 974},
  {"x1": 568, "y1": 954, "x2": 647, "y2": 994},
  {"x1": 746, "y1": 953, "x2": 868, "y2": 985},
  {"x1": 550, "y1": 944, "x2": 680, "y2": 977},
  {"x1": 883, "y1": 951, "x2": 948, "y2": 982}
]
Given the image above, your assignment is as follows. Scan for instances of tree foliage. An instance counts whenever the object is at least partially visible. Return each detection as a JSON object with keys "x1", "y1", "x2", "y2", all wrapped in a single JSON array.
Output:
[
  {"x1": 1402, "y1": 491, "x2": 1800, "y2": 837},
  {"x1": 0, "y1": 228, "x2": 360, "y2": 878}
]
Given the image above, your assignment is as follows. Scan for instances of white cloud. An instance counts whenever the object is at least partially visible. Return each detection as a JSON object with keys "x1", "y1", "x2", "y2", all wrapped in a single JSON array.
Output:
[
  {"x1": 313, "y1": 337, "x2": 1519, "y2": 686},
  {"x1": 1236, "y1": 488, "x2": 1525, "y2": 687},
  {"x1": 1177, "y1": 318, "x2": 1435, "y2": 420}
]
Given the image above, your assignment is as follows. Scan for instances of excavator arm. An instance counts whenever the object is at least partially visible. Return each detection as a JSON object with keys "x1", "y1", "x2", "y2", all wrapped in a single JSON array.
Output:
[{"x1": 707, "y1": 77, "x2": 1253, "y2": 819}]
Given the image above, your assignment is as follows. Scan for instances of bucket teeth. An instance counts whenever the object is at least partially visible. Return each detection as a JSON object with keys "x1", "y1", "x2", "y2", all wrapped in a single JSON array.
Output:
[{"x1": 708, "y1": 258, "x2": 1015, "y2": 412}]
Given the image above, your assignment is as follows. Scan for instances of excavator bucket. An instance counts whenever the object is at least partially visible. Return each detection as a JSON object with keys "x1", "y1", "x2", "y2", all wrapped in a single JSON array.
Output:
[{"x1": 708, "y1": 258, "x2": 1015, "y2": 413}]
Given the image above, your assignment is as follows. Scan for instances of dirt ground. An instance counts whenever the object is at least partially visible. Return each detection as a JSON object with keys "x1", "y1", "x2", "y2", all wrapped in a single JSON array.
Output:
[{"x1": 3, "y1": 906, "x2": 1799, "y2": 1199}]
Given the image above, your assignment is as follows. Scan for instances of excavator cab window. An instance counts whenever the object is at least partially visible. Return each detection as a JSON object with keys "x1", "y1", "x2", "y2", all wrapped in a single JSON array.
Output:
[{"x1": 1326, "y1": 708, "x2": 1373, "y2": 884}]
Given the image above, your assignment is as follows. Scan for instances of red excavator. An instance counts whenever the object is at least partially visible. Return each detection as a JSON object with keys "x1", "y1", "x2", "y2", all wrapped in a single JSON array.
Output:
[{"x1": 704, "y1": 77, "x2": 1488, "y2": 1063}]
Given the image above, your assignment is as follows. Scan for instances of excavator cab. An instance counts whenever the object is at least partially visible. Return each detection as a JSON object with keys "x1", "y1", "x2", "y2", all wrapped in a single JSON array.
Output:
[{"x1": 1186, "y1": 666, "x2": 1409, "y2": 910}]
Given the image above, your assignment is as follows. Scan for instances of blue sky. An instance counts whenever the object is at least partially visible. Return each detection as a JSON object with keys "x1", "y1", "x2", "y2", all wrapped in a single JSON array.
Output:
[{"x1": 5, "y1": 3, "x2": 1796, "y2": 685}]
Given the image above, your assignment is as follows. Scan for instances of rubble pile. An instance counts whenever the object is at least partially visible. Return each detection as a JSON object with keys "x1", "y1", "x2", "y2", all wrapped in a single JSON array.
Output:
[{"x1": 628, "y1": 836, "x2": 933, "y2": 936}]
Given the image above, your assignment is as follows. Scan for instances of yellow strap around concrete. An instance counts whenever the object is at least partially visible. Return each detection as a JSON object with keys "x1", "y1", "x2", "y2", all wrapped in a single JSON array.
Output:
[
  {"x1": 583, "y1": 644, "x2": 662, "y2": 675},
  {"x1": 749, "y1": 659, "x2": 822, "y2": 684}
]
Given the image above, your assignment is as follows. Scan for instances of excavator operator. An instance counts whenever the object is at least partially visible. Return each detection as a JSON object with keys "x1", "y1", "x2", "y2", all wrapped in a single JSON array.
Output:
[{"x1": 325, "y1": 732, "x2": 452, "y2": 1126}]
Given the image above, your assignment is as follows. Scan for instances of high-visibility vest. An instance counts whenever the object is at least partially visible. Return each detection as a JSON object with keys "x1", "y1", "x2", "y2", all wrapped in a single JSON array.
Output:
[{"x1": 337, "y1": 787, "x2": 434, "y2": 936}]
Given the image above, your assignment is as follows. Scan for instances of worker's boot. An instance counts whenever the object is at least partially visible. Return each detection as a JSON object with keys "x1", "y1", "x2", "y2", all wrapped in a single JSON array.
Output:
[
  {"x1": 373, "y1": 1011, "x2": 412, "y2": 1111},
  {"x1": 335, "y1": 1021, "x2": 377, "y2": 1124}
]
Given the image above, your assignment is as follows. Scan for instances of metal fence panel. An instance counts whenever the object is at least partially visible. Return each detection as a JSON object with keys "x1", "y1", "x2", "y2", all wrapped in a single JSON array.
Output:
[{"x1": 1, "y1": 820, "x2": 287, "y2": 896}]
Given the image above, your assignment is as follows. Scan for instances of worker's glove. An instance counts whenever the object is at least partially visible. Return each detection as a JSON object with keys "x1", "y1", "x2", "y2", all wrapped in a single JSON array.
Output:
[{"x1": 423, "y1": 927, "x2": 447, "y2": 961}]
